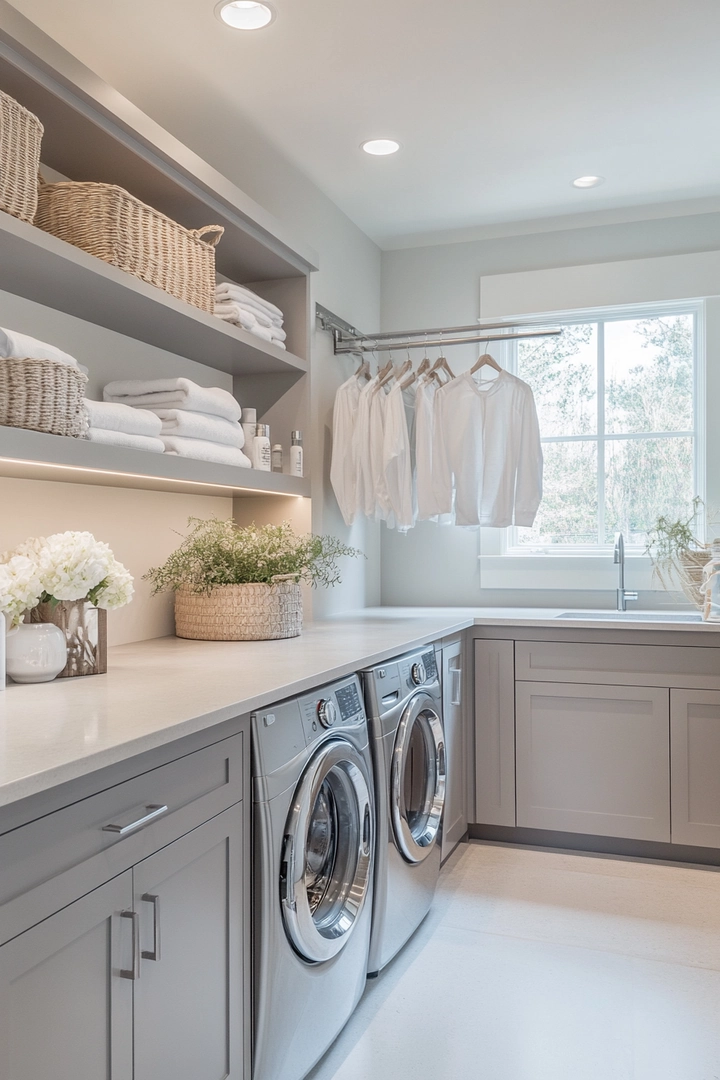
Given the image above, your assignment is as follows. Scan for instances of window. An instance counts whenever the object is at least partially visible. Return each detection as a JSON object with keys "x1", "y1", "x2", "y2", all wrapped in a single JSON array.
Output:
[{"x1": 506, "y1": 301, "x2": 703, "y2": 554}]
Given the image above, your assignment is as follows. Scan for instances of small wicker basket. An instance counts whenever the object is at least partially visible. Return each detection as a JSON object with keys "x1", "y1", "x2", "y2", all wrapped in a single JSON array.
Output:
[
  {"x1": 0, "y1": 89, "x2": 43, "y2": 224},
  {"x1": 35, "y1": 178, "x2": 223, "y2": 313},
  {"x1": 0, "y1": 357, "x2": 88, "y2": 437},
  {"x1": 174, "y1": 580, "x2": 303, "y2": 641}
]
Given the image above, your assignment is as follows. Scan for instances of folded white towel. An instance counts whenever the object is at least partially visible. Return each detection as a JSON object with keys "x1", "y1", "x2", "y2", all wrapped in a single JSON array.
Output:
[
  {"x1": 103, "y1": 378, "x2": 241, "y2": 423},
  {"x1": 85, "y1": 428, "x2": 165, "y2": 453},
  {"x1": 214, "y1": 283, "x2": 283, "y2": 326},
  {"x1": 161, "y1": 435, "x2": 252, "y2": 467},
  {"x1": 84, "y1": 399, "x2": 162, "y2": 437},
  {"x1": 215, "y1": 300, "x2": 273, "y2": 329},
  {"x1": 270, "y1": 326, "x2": 287, "y2": 342},
  {"x1": 0, "y1": 327, "x2": 78, "y2": 367},
  {"x1": 152, "y1": 409, "x2": 244, "y2": 448},
  {"x1": 213, "y1": 302, "x2": 257, "y2": 331}
]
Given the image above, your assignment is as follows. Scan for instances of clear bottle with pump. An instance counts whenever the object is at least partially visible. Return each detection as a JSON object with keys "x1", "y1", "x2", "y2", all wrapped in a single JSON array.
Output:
[
  {"x1": 702, "y1": 539, "x2": 720, "y2": 621},
  {"x1": 290, "y1": 431, "x2": 303, "y2": 477},
  {"x1": 252, "y1": 424, "x2": 271, "y2": 471},
  {"x1": 271, "y1": 445, "x2": 283, "y2": 473}
]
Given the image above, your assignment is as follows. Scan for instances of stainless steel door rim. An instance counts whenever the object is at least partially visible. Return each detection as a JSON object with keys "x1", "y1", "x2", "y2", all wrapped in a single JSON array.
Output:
[
  {"x1": 281, "y1": 739, "x2": 373, "y2": 963},
  {"x1": 391, "y1": 693, "x2": 446, "y2": 864}
]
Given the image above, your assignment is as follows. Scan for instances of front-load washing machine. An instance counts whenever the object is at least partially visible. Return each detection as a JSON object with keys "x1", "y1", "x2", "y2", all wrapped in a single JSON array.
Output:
[
  {"x1": 252, "y1": 675, "x2": 374, "y2": 1080},
  {"x1": 362, "y1": 645, "x2": 445, "y2": 977}
]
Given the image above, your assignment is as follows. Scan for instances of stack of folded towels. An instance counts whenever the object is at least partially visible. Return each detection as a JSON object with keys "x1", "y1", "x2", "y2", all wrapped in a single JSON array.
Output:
[
  {"x1": 214, "y1": 282, "x2": 287, "y2": 350},
  {"x1": 84, "y1": 399, "x2": 164, "y2": 452},
  {"x1": 0, "y1": 326, "x2": 81, "y2": 368},
  {"x1": 103, "y1": 378, "x2": 251, "y2": 467}
]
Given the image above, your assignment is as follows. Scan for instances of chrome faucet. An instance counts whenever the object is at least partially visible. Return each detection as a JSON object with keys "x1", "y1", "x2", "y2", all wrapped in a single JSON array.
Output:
[{"x1": 613, "y1": 533, "x2": 638, "y2": 612}]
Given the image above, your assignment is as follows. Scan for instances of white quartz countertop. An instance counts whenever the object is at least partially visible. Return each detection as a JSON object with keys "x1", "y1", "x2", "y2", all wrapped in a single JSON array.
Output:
[{"x1": 1, "y1": 605, "x2": 717, "y2": 810}]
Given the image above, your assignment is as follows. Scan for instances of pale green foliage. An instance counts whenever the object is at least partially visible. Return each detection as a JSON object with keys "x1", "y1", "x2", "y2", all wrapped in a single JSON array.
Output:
[
  {"x1": 145, "y1": 518, "x2": 363, "y2": 594},
  {"x1": 517, "y1": 314, "x2": 695, "y2": 547}
]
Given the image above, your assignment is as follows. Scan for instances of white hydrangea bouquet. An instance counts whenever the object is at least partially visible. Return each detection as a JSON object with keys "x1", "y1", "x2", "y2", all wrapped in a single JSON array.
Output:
[{"x1": 1, "y1": 532, "x2": 133, "y2": 681}]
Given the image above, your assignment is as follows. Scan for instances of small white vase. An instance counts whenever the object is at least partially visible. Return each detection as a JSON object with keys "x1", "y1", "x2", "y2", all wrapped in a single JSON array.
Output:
[{"x1": 6, "y1": 621, "x2": 67, "y2": 684}]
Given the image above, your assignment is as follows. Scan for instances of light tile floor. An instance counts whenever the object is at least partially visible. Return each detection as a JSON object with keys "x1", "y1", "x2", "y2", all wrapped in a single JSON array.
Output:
[{"x1": 307, "y1": 842, "x2": 720, "y2": 1080}]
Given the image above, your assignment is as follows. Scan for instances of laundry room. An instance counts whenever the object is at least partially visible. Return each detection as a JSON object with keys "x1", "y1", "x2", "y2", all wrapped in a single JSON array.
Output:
[{"x1": 0, "y1": 2, "x2": 719, "y2": 1078}]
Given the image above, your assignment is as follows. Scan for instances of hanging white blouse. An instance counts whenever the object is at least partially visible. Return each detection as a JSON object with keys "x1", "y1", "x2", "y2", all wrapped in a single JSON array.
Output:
[
  {"x1": 383, "y1": 381, "x2": 414, "y2": 531},
  {"x1": 330, "y1": 372, "x2": 364, "y2": 526},
  {"x1": 433, "y1": 369, "x2": 543, "y2": 528},
  {"x1": 415, "y1": 375, "x2": 444, "y2": 521},
  {"x1": 353, "y1": 373, "x2": 380, "y2": 519}
]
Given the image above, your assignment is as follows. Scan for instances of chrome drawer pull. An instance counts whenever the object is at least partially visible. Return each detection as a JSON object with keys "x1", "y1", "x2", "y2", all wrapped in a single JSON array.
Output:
[
  {"x1": 141, "y1": 893, "x2": 161, "y2": 961},
  {"x1": 120, "y1": 910, "x2": 140, "y2": 980},
  {"x1": 103, "y1": 804, "x2": 169, "y2": 836}
]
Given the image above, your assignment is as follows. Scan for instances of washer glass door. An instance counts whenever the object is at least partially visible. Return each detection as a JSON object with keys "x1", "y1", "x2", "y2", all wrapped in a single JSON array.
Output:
[
  {"x1": 281, "y1": 739, "x2": 373, "y2": 963},
  {"x1": 391, "y1": 693, "x2": 446, "y2": 864}
]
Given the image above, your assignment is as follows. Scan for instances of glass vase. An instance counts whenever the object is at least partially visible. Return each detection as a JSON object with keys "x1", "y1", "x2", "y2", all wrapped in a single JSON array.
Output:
[{"x1": 31, "y1": 601, "x2": 108, "y2": 678}]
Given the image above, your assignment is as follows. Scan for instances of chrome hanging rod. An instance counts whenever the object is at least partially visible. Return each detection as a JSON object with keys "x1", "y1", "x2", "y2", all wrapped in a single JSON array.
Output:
[
  {"x1": 315, "y1": 302, "x2": 561, "y2": 355},
  {"x1": 334, "y1": 328, "x2": 561, "y2": 354}
]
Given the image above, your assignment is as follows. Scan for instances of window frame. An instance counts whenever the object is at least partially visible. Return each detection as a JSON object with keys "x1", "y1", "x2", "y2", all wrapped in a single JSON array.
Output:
[{"x1": 503, "y1": 298, "x2": 706, "y2": 557}]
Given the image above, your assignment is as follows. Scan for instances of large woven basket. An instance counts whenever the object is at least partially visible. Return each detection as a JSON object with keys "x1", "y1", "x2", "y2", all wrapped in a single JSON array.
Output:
[
  {"x1": 0, "y1": 357, "x2": 88, "y2": 436},
  {"x1": 174, "y1": 581, "x2": 303, "y2": 641},
  {"x1": 35, "y1": 179, "x2": 223, "y2": 313},
  {"x1": 0, "y1": 90, "x2": 43, "y2": 224}
]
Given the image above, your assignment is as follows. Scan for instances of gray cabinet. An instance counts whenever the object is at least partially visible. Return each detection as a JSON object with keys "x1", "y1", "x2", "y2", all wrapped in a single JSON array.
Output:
[
  {"x1": 474, "y1": 640, "x2": 516, "y2": 827},
  {"x1": 0, "y1": 872, "x2": 134, "y2": 1080},
  {"x1": 516, "y1": 681, "x2": 670, "y2": 841},
  {"x1": 133, "y1": 804, "x2": 244, "y2": 1080},
  {"x1": 671, "y1": 689, "x2": 720, "y2": 847},
  {"x1": 441, "y1": 639, "x2": 467, "y2": 860}
]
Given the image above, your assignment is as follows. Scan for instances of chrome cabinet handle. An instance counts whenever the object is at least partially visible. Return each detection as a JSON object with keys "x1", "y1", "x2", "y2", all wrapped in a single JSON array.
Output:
[
  {"x1": 120, "y1": 910, "x2": 140, "y2": 980},
  {"x1": 450, "y1": 665, "x2": 462, "y2": 706},
  {"x1": 141, "y1": 893, "x2": 161, "y2": 961},
  {"x1": 103, "y1": 804, "x2": 169, "y2": 836}
]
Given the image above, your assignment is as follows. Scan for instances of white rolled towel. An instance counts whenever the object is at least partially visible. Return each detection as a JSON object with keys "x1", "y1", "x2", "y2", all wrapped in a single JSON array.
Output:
[
  {"x1": 161, "y1": 435, "x2": 251, "y2": 467},
  {"x1": 214, "y1": 283, "x2": 283, "y2": 327},
  {"x1": 84, "y1": 399, "x2": 162, "y2": 437},
  {"x1": 85, "y1": 428, "x2": 164, "y2": 453},
  {"x1": 152, "y1": 409, "x2": 244, "y2": 448},
  {"x1": 0, "y1": 327, "x2": 78, "y2": 367},
  {"x1": 103, "y1": 378, "x2": 241, "y2": 423}
]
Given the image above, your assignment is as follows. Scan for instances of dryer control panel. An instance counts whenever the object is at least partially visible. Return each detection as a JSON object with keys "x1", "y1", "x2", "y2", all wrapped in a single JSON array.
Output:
[{"x1": 298, "y1": 675, "x2": 366, "y2": 744}]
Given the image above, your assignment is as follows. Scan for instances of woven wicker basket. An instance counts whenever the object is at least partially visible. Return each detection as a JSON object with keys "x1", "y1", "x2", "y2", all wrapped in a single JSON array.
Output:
[
  {"x1": 0, "y1": 90, "x2": 43, "y2": 224},
  {"x1": 35, "y1": 179, "x2": 223, "y2": 313},
  {"x1": 0, "y1": 357, "x2": 88, "y2": 436},
  {"x1": 174, "y1": 581, "x2": 303, "y2": 641}
]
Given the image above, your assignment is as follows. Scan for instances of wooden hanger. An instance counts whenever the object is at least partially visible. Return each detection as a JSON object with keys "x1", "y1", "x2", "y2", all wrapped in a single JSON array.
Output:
[
  {"x1": 377, "y1": 357, "x2": 394, "y2": 382},
  {"x1": 354, "y1": 356, "x2": 371, "y2": 380},
  {"x1": 416, "y1": 357, "x2": 431, "y2": 378},
  {"x1": 379, "y1": 357, "x2": 411, "y2": 388},
  {"x1": 470, "y1": 351, "x2": 502, "y2": 375},
  {"x1": 429, "y1": 354, "x2": 456, "y2": 381}
]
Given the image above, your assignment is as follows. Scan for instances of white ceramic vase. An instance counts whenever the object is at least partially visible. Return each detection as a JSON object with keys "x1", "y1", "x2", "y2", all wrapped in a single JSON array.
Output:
[{"x1": 5, "y1": 621, "x2": 68, "y2": 684}]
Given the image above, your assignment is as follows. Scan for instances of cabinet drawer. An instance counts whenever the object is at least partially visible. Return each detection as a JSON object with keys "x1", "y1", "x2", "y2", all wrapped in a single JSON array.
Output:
[
  {"x1": 515, "y1": 640, "x2": 720, "y2": 690},
  {"x1": 0, "y1": 731, "x2": 243, "y2": 946}
]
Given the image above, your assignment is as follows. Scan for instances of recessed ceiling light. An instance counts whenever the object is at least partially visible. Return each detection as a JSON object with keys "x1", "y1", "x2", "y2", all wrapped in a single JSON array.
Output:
[
  {"x1": 215, "y1": 0, "x2": 275, "y2": 30},
  {"x1": 572, "y1": 175, "x2": 605, "y2": 189},
  {"x1": 362, "y1": 139, "x2": 400, "y2": 156}
]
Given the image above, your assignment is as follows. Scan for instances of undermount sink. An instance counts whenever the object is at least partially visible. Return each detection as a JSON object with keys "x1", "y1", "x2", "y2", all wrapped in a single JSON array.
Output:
[{"x1": 556, "y1": 611, "x2": 703, "y2": 622}]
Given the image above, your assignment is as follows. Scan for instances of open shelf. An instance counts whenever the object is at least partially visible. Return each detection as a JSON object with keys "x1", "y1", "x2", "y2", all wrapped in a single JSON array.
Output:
[
  {"x1": 0, "y1": 212, "x2": 308, "y2": 379},
  {"x1": 0, "y1": 427, "x2": 311, "y2": 498}
]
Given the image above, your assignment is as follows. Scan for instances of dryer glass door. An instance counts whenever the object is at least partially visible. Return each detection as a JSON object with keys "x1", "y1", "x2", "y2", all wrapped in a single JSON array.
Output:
[
  {"x1": 391, "y1": 693, "x2": 446, "y2": 864},
  {"x1": 281, "y1": 739, "x2": 373, "y2": 963}
]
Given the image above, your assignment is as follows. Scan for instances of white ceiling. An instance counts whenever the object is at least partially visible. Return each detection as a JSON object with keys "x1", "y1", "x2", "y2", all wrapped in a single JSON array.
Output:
[{"x1": 10, "y1": 0, "x2": 720, "y2": 245}]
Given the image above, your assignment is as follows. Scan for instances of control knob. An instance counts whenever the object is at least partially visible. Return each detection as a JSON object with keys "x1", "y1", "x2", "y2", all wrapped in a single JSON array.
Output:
[
  {"x1": 410, "y1": 660, "x2": 427, "y2": 686},
  {"x1": 317, "y1": 698, "x2": 338, "y2": 728}
]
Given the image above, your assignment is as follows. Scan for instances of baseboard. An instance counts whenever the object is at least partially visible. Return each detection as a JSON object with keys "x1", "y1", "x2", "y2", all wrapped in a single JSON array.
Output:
[{"x1": 468, "y1": 823, "x2": 720, "y2": 868}]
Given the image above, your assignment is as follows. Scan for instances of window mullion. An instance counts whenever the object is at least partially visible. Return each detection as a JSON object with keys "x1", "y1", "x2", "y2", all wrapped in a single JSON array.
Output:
[{"x1": 597, "y1": 321, "x2": 605, "y2": 546}]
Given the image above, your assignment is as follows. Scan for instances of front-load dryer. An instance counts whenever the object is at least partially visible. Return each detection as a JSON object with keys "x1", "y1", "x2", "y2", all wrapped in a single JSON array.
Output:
[
  {"x1": 362, "y1": 645, "x2": 445, "y2": 977},
  {"x1": 252, "y1": 675, "x2": 374, "y2": 1080}
]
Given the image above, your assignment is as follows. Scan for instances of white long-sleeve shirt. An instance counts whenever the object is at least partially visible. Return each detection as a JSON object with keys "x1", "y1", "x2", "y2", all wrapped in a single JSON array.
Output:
[
  {"x1": 330, "y1": 372, "x2": 364, "y2": 526},
  {"x1": 415, "y1": 375, "x2": 445, "y2": 521},
  {"x1": 433, "y1": 369, "x2": 543, "y2": 528},
  {"x1": 383, "y1": 381, "x2": 414, "y2": 531}
]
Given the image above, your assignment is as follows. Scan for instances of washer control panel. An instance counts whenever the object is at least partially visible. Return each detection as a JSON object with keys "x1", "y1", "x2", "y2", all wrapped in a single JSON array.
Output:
[
  {"x1": 399, "y1": 648, "x2": 437, "y2": 690},
  {"x1": 298, "y1": 675, "x2": 366, "y2": 744}
]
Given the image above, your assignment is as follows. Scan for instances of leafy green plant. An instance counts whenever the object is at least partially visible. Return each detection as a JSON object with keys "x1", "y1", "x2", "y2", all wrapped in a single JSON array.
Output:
[
  {"x1": 644, "y1": 497, "x2": 711, "y2": 602},
  {"x1": 145, "y1": 518, "x2": 363, "y2": 595}
]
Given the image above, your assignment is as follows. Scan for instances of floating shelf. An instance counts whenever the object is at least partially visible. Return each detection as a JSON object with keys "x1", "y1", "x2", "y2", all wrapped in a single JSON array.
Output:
[
  {"x1": 0, "y1": 212, "x2": 308, "y2": 379},
  {"x1": 0, "y1": 427, "x2": 311, "y2": 498}
]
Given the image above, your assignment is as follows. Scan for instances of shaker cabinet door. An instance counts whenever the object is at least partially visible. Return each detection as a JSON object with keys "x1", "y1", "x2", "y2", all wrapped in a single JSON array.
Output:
[
  {"x1": 441, "y1": 639, "x2": 467, "y2": 860},
  {"x1": 132, "y1": 804, "x2": 244, "y2": 1080},
  {"x1": 671, "y1": 689, "x2": 720, "y2": 847},
  {"x1": 516, "y1": 682, "x2": 670, "y2": 841},
  {"x1": 0, "y1": 871, "x2": 134, "y2": 1080},
  {"x1": 474, "y1": 640, "x2": 516, "y2": 827}
]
